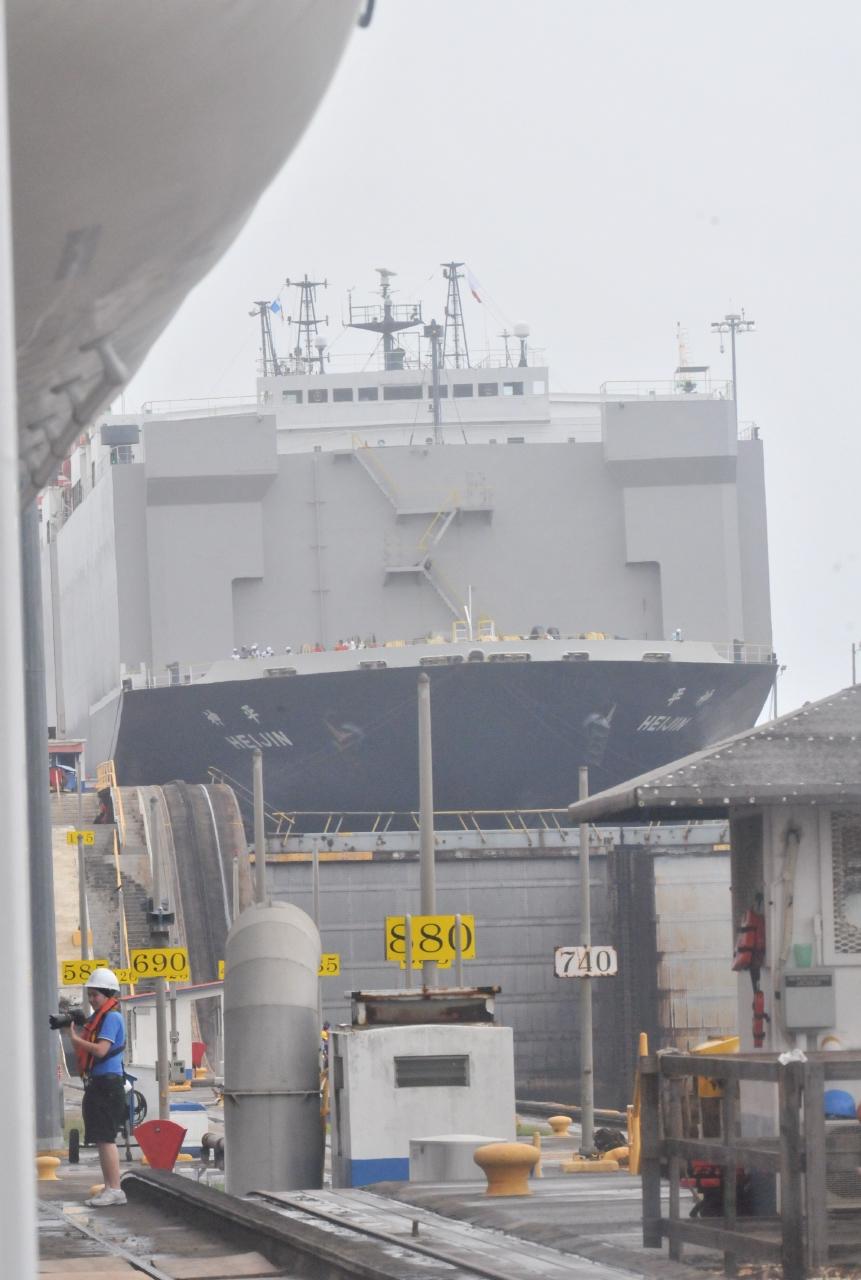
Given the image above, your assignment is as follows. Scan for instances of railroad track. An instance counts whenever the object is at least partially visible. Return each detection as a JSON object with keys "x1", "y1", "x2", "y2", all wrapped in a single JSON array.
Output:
[{"x1": 122, "y1": 1168, "x2": 643, "y2": 1280}]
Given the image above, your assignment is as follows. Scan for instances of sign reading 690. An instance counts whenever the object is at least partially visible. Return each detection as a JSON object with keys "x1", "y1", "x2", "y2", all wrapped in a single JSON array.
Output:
[
  {"x1": 385, "y1": 915, "x2": 476, "y2": 968},
  {"x1": 129, "y1": 947, "x2": 190, "y2": 982}
]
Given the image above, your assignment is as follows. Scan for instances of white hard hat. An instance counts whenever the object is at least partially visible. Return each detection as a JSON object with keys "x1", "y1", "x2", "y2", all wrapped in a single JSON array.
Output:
[{"x1": 86, "y1": 967, "x2": 120, "y2": 992}]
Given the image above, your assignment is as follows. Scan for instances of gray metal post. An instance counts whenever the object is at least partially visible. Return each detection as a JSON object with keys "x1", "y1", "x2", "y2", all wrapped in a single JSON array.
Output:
[
  {"x1": 169, "y1": 983, "x2": 178, "y2": 1063},
  {"x1": 455, "y1": 912, "x2": 463, "y2": 988},
  {"x1": 253, "y1": 748, "x2": 266, "y2": 904},
  {"x1": 417, "y1": 673, "x2": 437, "y2": 987},
  {"x1": 150, "y1": 796, "x2": 169, "y2": 1120},
  {"x1": 76, "y1": 758, "x2": 90, "y2": 1017},
  {"x1": 21, "y1": 500, "x2": 63, "y2": 1152},
  {"x1": 312, "y1": 839, "x2": 322, "y2": 1046},
  {"x1": 424, "y1": 319, "x2": 443, "y2": 444},
  {"x1": 578, "y1": 765, "x2": 596, "y2": 1155},
  {"x1": 232, "y1": 853, "x2": 240, "y2": 922},
  {"x1": 404, "y1": 914, "x2": 413, "y2": 989}
]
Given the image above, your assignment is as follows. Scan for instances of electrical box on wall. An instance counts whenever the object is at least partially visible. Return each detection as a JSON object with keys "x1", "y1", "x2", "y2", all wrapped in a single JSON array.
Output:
[{"x1": 782, "y1": 969, "x2": 836, "y2": 1029}]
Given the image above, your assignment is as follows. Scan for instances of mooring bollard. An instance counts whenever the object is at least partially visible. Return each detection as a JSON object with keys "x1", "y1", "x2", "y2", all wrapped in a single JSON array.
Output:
[
  {"x1": 474, "y1": 1142, "x2": 539, "y2": 1196},
  {"x1": 35, "y1": 1156, "x2": 61, "y2": 1181}
]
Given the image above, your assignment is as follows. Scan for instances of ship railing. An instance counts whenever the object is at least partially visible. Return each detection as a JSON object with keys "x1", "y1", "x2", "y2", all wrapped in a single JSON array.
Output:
[
  {"x1": 737, "y1": 420, "x2": 761, "y2": 440},
  {"x1": 711, "y1": 642, "x2": 776, "y2": 664},
  {"x1": 600, "y1": 378, "x2": 733, "y2": 400},
  {"x1": 122, "y1": 638, "x2": 775, "y2": 687},
  {"x1": 203, "y1": 777, "x2": 580, "y2": 839},
  {"x1": 122, "y1": 664, "x2": 212, "y2": 691},
  {"x1": 261, "y1": 348, "x2": 548, "y2": 374},
  {"x1": 141, "y1": 395, "x2": 258, "y2": 416}
]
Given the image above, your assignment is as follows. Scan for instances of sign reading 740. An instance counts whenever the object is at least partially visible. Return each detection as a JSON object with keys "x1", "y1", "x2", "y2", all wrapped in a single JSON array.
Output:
[{"x1": 554, "y1": 945, "x2": 618, "y2": 978}]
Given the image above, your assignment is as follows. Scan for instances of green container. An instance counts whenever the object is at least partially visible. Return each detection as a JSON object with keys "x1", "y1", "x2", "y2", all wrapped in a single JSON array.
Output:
[{"x1": 793, "y1": 943, "x2": 814, "y2": 968}]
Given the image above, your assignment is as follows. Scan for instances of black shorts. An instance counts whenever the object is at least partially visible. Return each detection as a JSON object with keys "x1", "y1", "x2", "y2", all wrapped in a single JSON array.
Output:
[{"x1": 82, "y1": 1074, "x2": 127, "y2": 1145}]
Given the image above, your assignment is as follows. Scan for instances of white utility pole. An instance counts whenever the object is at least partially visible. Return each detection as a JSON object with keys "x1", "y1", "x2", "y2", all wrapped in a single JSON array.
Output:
[
  {"x1": 578, "y1": 766, "x2": 596, "y2": 1156},
  {"x1": 253, "y1": 749, "x2": 266, "y2": 904},
  {"x1": 312, "y1": 838, "x2": 322, "y2": 1048},
  {"x1": 150, "y1": 796, "x2": 169, "y2": 1120},
  {"x1": 0, "y1": 5, "x2": 38, "y2": 1266},
  {"x1": 418, "y1": 674, "x2": 437, "y2": 987}
]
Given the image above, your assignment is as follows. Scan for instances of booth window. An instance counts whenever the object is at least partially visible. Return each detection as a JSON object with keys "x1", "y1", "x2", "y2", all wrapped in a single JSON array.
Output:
[
  {"x1": 394, "y1": 1055, "x2": 470, "y2": 1088},
  {"x1": 832, "y1": 809, "x2": 861, "y2": 953}
]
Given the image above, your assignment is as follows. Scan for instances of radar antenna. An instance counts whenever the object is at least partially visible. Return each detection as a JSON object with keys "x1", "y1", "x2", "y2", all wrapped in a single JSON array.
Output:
[
  {"x1": 249, "y1": 301, "x2": 284, "y2": 377},
  {"x1": 673, "y1": 321, "x2": 709, "y2": 394},
  {"x1": 711, "y1": 310, "x2": 755, "y2": 427},
  {"x1": 285, "y1": 275, "x2": 329, "y2": 373},
  {"x1": 441, "y1": 262, "x2": 470, "y2": 368},
  {"x1": 347, "y1": 269, "x2": 422, "y2": 370}
]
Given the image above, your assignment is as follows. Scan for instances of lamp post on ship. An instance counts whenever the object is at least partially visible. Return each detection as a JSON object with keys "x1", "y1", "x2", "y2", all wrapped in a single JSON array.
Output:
[{"x1": 711, "y1": 311, "x2": 755, "y2": 430}]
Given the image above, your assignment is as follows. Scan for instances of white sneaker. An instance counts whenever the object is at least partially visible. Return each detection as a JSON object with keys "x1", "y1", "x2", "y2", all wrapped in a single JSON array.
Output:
[{"x1": 85, "y1": 1187, "x2": 127, "y2": 1207}]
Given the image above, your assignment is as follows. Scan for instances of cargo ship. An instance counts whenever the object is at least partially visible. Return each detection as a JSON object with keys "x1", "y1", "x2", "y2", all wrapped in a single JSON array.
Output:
[{"x1": 40, "y1": 269, "x2": 776, "y2": 827}]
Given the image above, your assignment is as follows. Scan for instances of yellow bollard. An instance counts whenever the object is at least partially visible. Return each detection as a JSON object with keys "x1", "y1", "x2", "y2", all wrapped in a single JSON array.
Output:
[
  {"x1": 474, "y1": 1142, "x2": 539, "y2": 1196},
  {"x1": 604, "y1": 1146, "x2": 629, "y2": 1164},
  {"x1": 532, "y1": 1131, "x2": 542, "y2": 1178},
  {"x1": 548, "y1": 1115, "x2": 572, "y2": 1136},
  {"x1": 35, "y1": 1156, "x2": 61, "y2": 1181}
]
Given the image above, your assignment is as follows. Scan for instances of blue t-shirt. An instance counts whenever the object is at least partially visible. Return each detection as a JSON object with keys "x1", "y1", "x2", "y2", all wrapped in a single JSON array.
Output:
[{"x1": 88, "y1": 1010, "x2": 125, "y2": 1076}]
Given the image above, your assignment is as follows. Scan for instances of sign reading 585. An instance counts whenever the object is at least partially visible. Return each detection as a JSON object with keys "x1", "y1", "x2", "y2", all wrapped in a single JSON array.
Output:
[{"x1": 385, "y1": 915, "x2": 476, "y2": 969}]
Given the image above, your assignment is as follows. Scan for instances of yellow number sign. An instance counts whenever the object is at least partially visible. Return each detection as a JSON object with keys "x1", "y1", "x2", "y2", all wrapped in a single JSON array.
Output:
[
  {"x1": 66, "y1": 830, "x2": 95, "y2": 844},
  {"x1": 218, "y1": 955, "x2": 340, "y2": 978},
  {"x1": 129, "y1": 947, "x2": 190, "y2": 982},
  {"x1": 385, "y1": 915, "x2": 475, "y2": 969},
  {"x1": 61, "y1": 959, "x2": 109, "y2": 986},
  {"x1": 113, "y1": 968, "x2": 135, "y2": 987}
]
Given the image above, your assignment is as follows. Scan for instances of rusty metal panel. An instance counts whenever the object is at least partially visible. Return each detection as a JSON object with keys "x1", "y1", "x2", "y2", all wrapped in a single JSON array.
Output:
[{"x1": 654, "y1": 854, "x2": 736, "y2": 1050}]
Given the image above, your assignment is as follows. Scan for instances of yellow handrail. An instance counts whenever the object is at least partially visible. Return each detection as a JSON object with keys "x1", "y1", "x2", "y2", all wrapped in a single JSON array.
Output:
[
  {"x1": 113, "y1": 829, "x2": 135, "y2": 993},
  {"x1": 97, "y1": 760, "x2": 126, "y2": 847}
]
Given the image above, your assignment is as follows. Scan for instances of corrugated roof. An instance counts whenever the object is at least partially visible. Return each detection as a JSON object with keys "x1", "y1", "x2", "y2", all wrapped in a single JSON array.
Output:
[{"x1": 567, "y1": 685, "x2": 861, "y2": 825}]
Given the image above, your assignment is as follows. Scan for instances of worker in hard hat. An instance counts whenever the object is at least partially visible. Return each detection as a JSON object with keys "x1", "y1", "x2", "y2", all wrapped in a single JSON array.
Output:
[{"x1": 67, "y1": 967, "x2": 127, "y2": 1207}]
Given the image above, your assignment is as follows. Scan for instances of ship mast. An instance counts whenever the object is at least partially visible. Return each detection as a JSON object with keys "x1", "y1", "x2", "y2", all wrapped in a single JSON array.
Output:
[
  {"x1": 441, "y1": 262, "x2": 470, "y2": 369},
  {"x1": 347, "y1": 269, "x2": 422, "y2": 370},
  {"x1": 250, "y1": 301, "x2": 284, "y2": 377},
  {"x1": 285, "y1": 275, "x2": 328, "y2": 373}
]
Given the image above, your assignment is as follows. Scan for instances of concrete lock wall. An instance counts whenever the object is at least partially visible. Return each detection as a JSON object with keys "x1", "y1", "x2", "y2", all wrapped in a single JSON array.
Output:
[
  {"x1": 271, "y1": 829, "x2": 737, "y2": 1110},
  {"x1": 331, "y1": 1023, "x2": 515, "y2": 1187}
]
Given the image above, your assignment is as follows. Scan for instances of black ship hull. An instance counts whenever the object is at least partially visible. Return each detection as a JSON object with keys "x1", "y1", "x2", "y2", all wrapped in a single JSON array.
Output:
[{"x1": 111, "y1": 658, "x2": 775, "y2": 829}]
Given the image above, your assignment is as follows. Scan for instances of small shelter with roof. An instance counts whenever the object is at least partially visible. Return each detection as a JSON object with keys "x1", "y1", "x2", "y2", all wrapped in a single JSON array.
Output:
[{"x1": 568, "y1": 684, "x2": 861, "y2": 1130}]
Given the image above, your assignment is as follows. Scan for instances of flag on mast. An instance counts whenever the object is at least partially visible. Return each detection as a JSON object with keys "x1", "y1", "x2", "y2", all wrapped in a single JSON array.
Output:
[{"x1": 467, "y1": 270, "x2": 482, "y2": 303}]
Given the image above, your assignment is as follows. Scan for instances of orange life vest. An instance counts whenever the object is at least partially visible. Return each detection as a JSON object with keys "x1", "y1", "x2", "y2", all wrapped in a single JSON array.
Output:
[
  {"x1": 75, "y1": 997, "x2": 122, "y2": 1078},
  {"x1": 731, "y1": 905, "x2": 765, "y2": 973}
]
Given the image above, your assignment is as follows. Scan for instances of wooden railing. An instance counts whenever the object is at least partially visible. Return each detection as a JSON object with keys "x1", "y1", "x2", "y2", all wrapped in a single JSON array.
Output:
[{"x1": 640, "y1": 1048, "x2": 861, "y2": 1279}]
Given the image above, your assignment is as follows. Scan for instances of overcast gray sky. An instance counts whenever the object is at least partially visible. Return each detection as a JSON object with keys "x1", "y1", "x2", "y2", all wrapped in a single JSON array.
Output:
[{"x1": 121, "y1": 1, "x2": 861, "y2": 715}]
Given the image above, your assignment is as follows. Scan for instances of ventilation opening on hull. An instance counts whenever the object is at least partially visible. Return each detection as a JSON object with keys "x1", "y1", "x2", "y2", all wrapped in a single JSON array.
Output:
[
  {"x1": 264, "y1": 667, "x2": 297, "y2": 677},
  {"x1": 563, "y1": 652, "x2": 590, "y2": 661},
  {"x1": 642, "y1": 652, "x2": 672, "y2": 663}
]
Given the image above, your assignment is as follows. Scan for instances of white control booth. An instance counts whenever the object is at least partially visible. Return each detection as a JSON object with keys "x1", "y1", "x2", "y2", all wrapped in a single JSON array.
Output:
[{"x1": 330, "y1": 1021, "x2": 516, "y2": 1187}]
